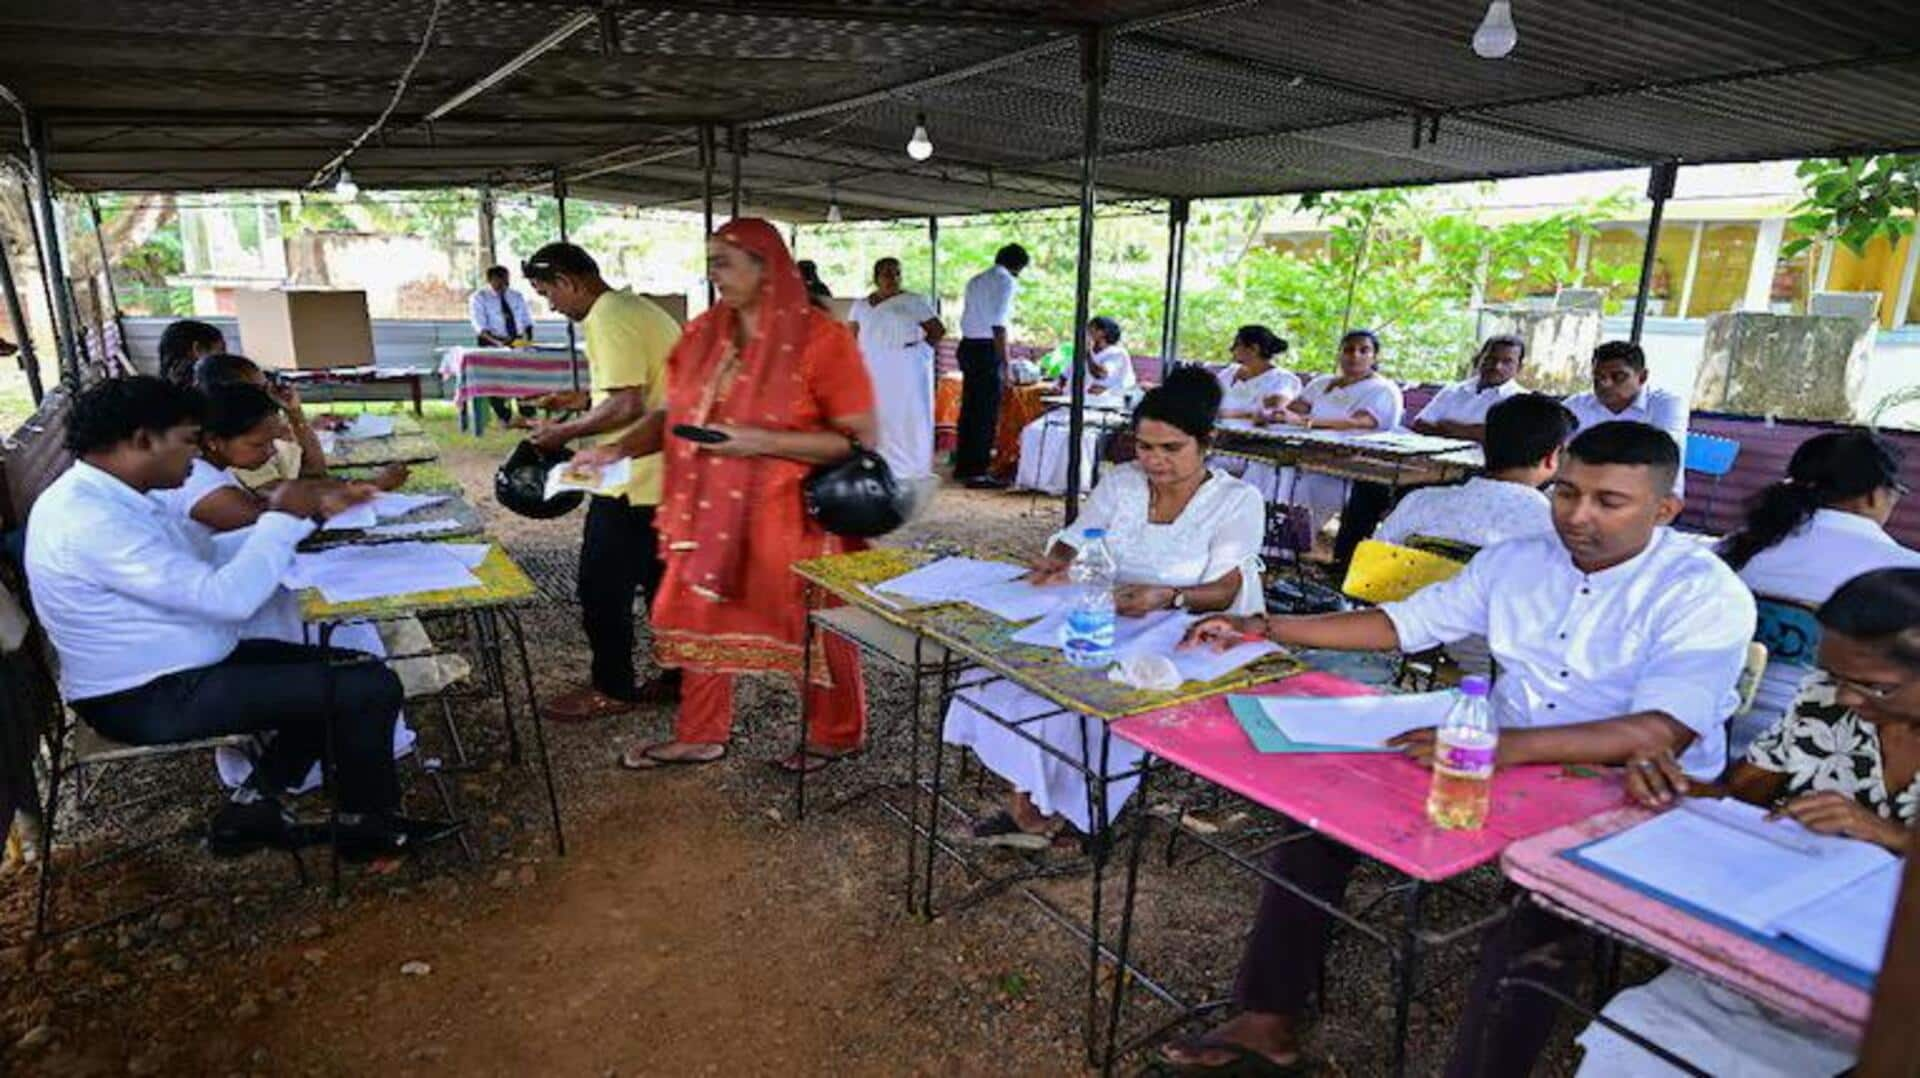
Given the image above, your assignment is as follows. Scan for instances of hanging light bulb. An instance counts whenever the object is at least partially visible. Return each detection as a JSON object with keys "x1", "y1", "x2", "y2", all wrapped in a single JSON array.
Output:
[
  {"x1": 1471, "y1": 0, "x2": 1518, "y2": 58},
  {"x1": 333, "y1": 165, "x2": 359, "y2": 199},
  {"x1": 825, "y1": 182, "x2": 843, "y2": 224},
  {"x1": 906, "y1": 112, "x2": 934, "y2": 162}
]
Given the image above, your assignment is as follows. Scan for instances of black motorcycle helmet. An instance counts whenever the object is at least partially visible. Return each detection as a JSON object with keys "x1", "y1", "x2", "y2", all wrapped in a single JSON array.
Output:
[
  {"x1": 804, "y1": 447, "x2": 907, "y2": 538},
  {"x1": 494, "y1": 439, "x2": 584, "y2": 520}
]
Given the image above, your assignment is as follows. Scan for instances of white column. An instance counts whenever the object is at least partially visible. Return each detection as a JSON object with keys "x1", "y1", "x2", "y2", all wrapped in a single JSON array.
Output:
[
  {"x1": 1743, "y1": 218, "x2": 1787, "y2": 312},
  {"x1": 1677, "y1": 222, "x2": 1705, "y2": 318},
  {"x1": 1894, "y1": 235, "x2": 1920, "y2": 328}
]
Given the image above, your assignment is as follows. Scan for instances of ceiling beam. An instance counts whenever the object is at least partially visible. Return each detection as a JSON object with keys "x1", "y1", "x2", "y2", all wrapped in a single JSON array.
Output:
[{"x1": 511, "y1": 0, "x2": 1088, "y2": 30}]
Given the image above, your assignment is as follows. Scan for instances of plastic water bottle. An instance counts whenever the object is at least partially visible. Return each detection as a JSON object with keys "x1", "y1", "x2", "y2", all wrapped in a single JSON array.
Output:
[
  {"x1": 1061, "y1": 528, "x2": 1117, "y2": 668},
  {"x1": 1427, "y1": 675, "x2": 1498, "y2": 830}
]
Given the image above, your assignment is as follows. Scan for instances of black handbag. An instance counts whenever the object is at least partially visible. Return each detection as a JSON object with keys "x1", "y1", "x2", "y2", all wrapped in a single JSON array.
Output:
[{"x1": 804, "y1": 438, "x2": 907, "y2": 538}]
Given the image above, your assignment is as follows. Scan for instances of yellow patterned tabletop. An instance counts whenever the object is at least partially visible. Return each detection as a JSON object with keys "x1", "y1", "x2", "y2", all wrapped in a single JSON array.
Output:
[
  {"x1": 793, "y1": 549, "x2": 1304, "y2": 721},
  {"x1": 298, "y1": 541, "x2": 538, "y2": 622}
]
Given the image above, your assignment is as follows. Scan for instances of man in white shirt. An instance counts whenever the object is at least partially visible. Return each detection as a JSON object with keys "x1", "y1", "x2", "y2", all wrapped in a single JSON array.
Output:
[
  {"x1": 25, "y1": 377, "x2": 449, "y2": 861},
  {"x1": 1166, "y1": 420, "x2": 1755, "y2": 1077},
  {"x1": 1376, "y1": 392, "x2": 1573, "y2": 550},
  {"x1": 954, "y1": 243, "x2": 1029, "y2": 488},
  {"x1": 470, "y1": 265, "x2": 539, "y2": 424},
  {"x1": 1564, "y1": 340, "x2": 1690, "y2": 495},
  {"x1": 1408, "y1": 334, "x2": 1527, "y2": 443}
]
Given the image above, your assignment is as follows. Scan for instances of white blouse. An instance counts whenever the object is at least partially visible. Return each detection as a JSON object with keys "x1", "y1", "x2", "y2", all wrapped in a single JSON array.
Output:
[
  {"x1": 149, "y1": 458, "x2": 247, "y2": 543},
  {"x1": 1297, "y1": 372, "x2": 1404, "y2": 430},
  {"x1": 1218, "y1": 364, "x2": 1304, "y2": 416},
  {"x1": 1082, "y1": 344, "x2": 1136, "y2": 397},
  {"x1": 1048, "y1": 463, "x2": 1266, "y2": 615}
]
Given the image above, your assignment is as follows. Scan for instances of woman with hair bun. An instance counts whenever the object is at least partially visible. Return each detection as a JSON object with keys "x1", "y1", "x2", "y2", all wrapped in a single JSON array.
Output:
[
  {"x1": 1272, "y1": 328, "x2": 1405, "y2": 528},
  {"x1": 1213, "y1": 324, "x2": 1303, "y2": 492},
  {"x1": 1719, "y1": 430, "x2": 1920, "y2": 754},
  {"x1": 946, "y1": 365, "x2": 1268, "y2": 847}
]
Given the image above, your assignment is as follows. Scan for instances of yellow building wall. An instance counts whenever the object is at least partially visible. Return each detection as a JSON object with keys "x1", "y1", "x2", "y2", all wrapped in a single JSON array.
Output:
[{"x1": 1824, "y1": 234, "x2": 1914, "y2": 329}]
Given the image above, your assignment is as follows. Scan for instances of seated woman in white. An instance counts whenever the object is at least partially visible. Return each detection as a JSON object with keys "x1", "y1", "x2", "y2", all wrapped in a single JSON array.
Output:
[
  {"x1": 150, "y1": 383, "x2": 415, "y2": 793},
  {"x1": 1210, "y1": 323, "x2": 1302, "y2": 498},
  {"x1": 949, "y1": 367, "x2": 1266, "y2": 847},
  {"x1": 1269, "y1": 328, "x2": 1404, "y2": 531},
  {"x1": 1718, "y1": 430, "x2": 1919, "y2": 759},
  {"x1": 1016, "y1": 316, "x2": 1134, "y2": 496}
]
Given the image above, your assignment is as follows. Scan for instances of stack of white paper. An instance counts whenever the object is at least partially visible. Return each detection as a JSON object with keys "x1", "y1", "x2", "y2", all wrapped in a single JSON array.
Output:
[
  {"x1": 1577, "y1": 798, "x2": 1899, "y2": 961},
  {"x1": 967, "y1": 577, "x2": 1066, "y2": 622},
  {"x1": 1773, "y1": 860, "x2": 1902, "y2": 974},
  {"x1": 320, "y1": 503, "x2": 379, "y2": 532},
  {"x1": 1251, "y1": 690, "x2": 1454, "y2": 749},
  {"x1": 339, "y1": 414, "x2": 396, "y2": 440},
  {"x1": 371, "y1": 492, "x2": 450, "y2": 519},
  {"x1": 874, "y1": 557, "x2": 1025, "y2": 605},
  {"x1": 285, "y1": 542, "x2": 483, "y2": 603},
  {"x1": 1011, "y1": 609, "x2": 1279, "y2": 685}
]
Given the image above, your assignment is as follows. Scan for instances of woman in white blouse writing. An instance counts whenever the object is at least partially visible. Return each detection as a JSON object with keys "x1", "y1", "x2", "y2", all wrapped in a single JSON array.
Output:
[
  {"x1": 1718, "y1": 430, "x2": 1919, "y2": 757},
  {"x1": 1274, "y1": 328, "x2": 1405, "y2": 529},
  {"x1": 1015, "y1": 316, "x2": 1136, "y2": 495},
  {"x1": 949, "y1": 367, "x2": 1267, "y2": 847}
]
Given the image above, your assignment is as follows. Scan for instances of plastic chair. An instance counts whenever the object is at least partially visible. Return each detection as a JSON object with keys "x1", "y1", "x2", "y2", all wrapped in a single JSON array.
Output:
[
  {"x1": 1753, "y1": 596, "x2": 1822, "y2": 668},
  {"x1": 1682, "y1": 432, "x2": 1741, "y2": 532},
  {"x1": 1340, "y1": 539, "x2": 1468, "y2": 605}
]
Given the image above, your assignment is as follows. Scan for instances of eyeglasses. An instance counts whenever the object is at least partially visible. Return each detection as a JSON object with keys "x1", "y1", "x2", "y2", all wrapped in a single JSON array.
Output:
[{"x1": 1828, "y1": 673, "x2": 1909, "y2": 701}]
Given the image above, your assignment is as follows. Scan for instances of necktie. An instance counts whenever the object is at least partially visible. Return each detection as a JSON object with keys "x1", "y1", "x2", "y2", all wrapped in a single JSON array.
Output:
[{"x1": 499, "y1": 293, "x2": 518, "y2": 339}]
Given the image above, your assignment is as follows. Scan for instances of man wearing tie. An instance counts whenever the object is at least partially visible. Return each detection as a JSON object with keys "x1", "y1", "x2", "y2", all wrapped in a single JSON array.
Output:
[{"x1": 469, "y1": 265, "x2": 538, "y2": 424}]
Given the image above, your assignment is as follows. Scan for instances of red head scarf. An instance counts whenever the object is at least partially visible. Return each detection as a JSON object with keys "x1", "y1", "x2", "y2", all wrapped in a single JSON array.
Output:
[{"x1": 665, "y1": 218, "x2": 813, "y2": 602}]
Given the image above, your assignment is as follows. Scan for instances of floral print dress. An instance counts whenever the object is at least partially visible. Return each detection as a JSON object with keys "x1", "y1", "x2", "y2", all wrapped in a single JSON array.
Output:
[{"x1": 1745, "y1": 672, "x2": 1920, "y2": 824}]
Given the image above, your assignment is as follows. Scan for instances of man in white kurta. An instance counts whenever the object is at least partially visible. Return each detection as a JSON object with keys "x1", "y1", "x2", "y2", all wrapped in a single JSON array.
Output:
[
  {"x1": 1564, "y1": 340, "x2": 1690, "y2": 495},
  {"x1": 847, "y1": 257, "x2": 945, "y2": 511}
]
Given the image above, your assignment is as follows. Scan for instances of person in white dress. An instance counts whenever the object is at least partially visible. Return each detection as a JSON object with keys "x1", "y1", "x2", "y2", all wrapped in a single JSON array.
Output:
[
  {"x1": 150, "y1": 383, "x2": 415, "y2": 793},
  {"x1": 1210, "y1": 325, "x2": 1303, "y2": 496},
  {"x1": 1564, "y1": 340, "x2": 1691, "y2": 496},
  {"x1": 948, "y1": 367, "x2": 1266, "y2": 847},
  {"x1": 1408, "y1": 334, "x2": 1527, "y2": 443},
  {"x1": 1272, "y1": 329, "x2": 1404, "y2": 529},
  {"x1": 846, "y1": 257, "x2": 946, "y2": 515},
  {"x1": 1014, "y1": 316, "x2": 1135, "y2": 496},
  {"x1": 1717, "y1": 430, "x2": 1918, "y2": 758}
]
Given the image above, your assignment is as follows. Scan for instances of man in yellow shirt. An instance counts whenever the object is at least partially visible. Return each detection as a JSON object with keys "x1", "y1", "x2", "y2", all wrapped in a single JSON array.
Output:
[{"x1": 522, "y1": 243, "x2": 682, "y2": 721}]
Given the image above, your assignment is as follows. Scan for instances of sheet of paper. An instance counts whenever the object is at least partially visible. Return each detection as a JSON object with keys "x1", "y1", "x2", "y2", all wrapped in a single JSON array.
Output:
[
  {"x1": 339, "y1": 414, "x2": 396, "y2": 440},
  {"x1": 873, "y1": 557, "x2": 1026, "y2": 605},
  {"x1": 284, "y1": 542, "x2": 481, "y2": 603},
  {"x1": 544, "y1": 457, "x2": 632, "y2": 499},
  {"x1": 317, "y1": 431, "x2": 338, "y2": 456},
  {"x1": 319, "y1": 503, "x2": 378, "y2": 532},
  {"x1": 370, "y1": 492, "x2": 450, "y2": 520},
  {"x1": 1256, "y1": 692, "x2": 1454, "y2": 750},
  {"x1": 1011, "y1": 609, "x2": 1276, "y2": 684},
  {"x1": 1228, "y1": 696, "x2": 1396, "y2": 754},
  {"x1": 442, "y1": 543, "x2": 491, "y2": 570},
  {"x1": 365, "y1": 518, "x2": 465, "y2": 539},
  {"x1": 1576, "y1": 798, "x2": 1897, "y2": 935},
  {"x1": 1775, "y1": 859, "x2": 1902, "y2": 974},
  {"x1": 967, "y1": 577, "x2": 1065, "y2": 621}
]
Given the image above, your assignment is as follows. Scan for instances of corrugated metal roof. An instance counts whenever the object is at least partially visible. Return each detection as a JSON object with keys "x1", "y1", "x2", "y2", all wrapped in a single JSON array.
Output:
[{"x1": 3, "y1": 0, "x2": 1919, "y2": 218}]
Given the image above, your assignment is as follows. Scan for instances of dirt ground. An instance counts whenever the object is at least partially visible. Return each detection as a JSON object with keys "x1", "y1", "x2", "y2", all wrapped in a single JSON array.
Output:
[{"x1": 0, "y1": 407, "x2": 1600, "y2": 1076}]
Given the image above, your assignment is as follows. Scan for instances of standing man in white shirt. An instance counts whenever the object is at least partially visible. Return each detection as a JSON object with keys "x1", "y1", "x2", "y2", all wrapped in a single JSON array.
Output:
[
  {"x1": 25, "y1": 378, "x2": 451, "y2": 860},
  {"x1": 1408, "y1": 334, "x2": 1528, "y2": 443},
  {"x1": 470, "y1": 265, "x2": 539, "y2": 425},
  {"x1": 954, "y1": 243, "x2": 1029, "y2": 489},
  {"x1": 1564, "y1": 340, "x2": 1691, "y2": 494},
  {"x1": 1167, "y1": 420, "x2": 1755, "y2": 1077}
]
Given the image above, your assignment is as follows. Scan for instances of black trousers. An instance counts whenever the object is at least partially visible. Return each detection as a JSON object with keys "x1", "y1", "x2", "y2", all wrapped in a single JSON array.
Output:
[
  {"x1": 954, "y1": 338, "x2": 1001, "y2": 479},
  {"x1": 73, "y1": 639, "x2": 404, "y2": 815},
  {"x1": 578, "y1": 495, "x2": 665, "y2": 700},
  {"x1": 1233, "y1": 830, "x2": 1585, "y2": 1078}
]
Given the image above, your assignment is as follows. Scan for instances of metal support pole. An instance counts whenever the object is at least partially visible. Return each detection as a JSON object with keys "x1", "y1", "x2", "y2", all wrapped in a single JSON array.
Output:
[
  {"x1": 1062, "y1": 28, "x2": 1111, "y2": 524},
  {"x1": 85, "y1": 193, "x2": 127, "y2": 375},
  {"x1": 728, "y1": 125, "x2": 744, "y2": 222},
  {"x1": 928, "y1": 217, "x2": 941, "y2": 315},
  {"x1": 479, "y1": 187, "x2": 498, "y2": 268},
  {"x1": 701, "y1": 125, "x2": 717, "y2": 306},
  {"x1": 1159, "y1": 197, "x2": 1189, "y2": 372},
  {"x1": 0, "y1": 230, "x2": 45, "y2": 403},
  {"x1": 1630, "y1": 162, "x2": 1678, "y2": 346},
  {"x1": 553, "y1": 168, "x2": 580, "y2": 391},
  {"x1": 25, "y1": 117, "x2": 81, "y2": 386}
]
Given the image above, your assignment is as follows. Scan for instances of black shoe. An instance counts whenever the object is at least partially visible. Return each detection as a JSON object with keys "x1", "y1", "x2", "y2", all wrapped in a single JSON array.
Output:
[
  {"x1": 207, "y1": 798, "x2": 296, "y2": 858},
  {"x1": 327, "y1": 814, "x2": 465, "y2": 863},
  {"x1": 964, "y1": 475, "x2": 1009, "y2": 490}
]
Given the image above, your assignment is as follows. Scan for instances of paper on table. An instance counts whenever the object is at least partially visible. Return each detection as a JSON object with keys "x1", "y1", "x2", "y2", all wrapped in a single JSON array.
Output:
[
  {"x1": 1775, "y1": 859, "x2": 1902, "y2": 974},
  {"x1": 339, "y1": 414, "x2": 396, "y2": 440},
  {"x1": 1227, "y1": 696, "x2": 1396, "y2": 754},
  {"x1": 873, "y1": 557, "x2": 1025, "y2": 605},
  {"x1": 317, "y1": 431, "x2": 338, "y2": 456},
  {"x1": 544, "y1": 457, "x2": 632, "y2": 499},
  {"x1": 319, "y1": 503, "x2": 378, "y2": 532},
  {"x1": 1011, "y1": 609, "x2": 1278, "y2": 684},
  {"x1": 968, "y1": 577, "x2": 1066, "y2": 621},
  {"x1": 1255, "y1": 692, "x2": 1453, "y2": 750},
  {"x1": 365, "y1": 518, "x2": 465, "y2": 539},
  {"x1": 442, "y1": 543, "x2": 491, "y2": 570},
  {"x1": 285, "y1": 542, "x2": 481, "y2": 603},
  {"x1": 371, "y1": 492, "x2": 450, "y2": 520},
  {"x1": 1576, "y1": 798, "x2": 1897, "y2": 935}
]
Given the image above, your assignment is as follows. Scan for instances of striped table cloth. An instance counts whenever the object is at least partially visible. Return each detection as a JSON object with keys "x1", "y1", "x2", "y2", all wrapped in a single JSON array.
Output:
[{"x1": 438, "y1": 347, "x2": 588, "y2": 406}]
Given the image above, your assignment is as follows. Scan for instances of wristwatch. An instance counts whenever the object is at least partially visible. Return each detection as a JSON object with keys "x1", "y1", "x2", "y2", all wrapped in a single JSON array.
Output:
[{"x1": 1170, "y1": 587, "x2": 1188, "y2": 611}]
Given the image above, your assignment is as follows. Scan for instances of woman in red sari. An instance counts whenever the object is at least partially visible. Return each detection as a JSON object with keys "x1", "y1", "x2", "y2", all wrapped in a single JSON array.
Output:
[{"x1": 578, "y1": 219, "x2": 878, "y2": 770}]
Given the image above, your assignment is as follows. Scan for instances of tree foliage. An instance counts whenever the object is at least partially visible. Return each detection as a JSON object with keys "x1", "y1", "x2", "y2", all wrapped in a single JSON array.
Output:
[{"x1": 1783, "y1": 156, "x2": 1920, "y2": 259}]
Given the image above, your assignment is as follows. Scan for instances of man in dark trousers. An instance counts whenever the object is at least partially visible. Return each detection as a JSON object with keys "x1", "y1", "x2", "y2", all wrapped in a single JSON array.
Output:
[{"x1": 953, "y1": 243, "x2": 1029, "y2": 488}]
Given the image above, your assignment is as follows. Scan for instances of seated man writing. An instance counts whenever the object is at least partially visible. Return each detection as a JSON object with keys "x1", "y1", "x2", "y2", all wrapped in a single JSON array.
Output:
[
  {"x1": 1169, "y1": 420, "x2": 1756, "y2": 1076},
  {"x1": 25, "y1": 377, "x2": 447, "y2": 860}
]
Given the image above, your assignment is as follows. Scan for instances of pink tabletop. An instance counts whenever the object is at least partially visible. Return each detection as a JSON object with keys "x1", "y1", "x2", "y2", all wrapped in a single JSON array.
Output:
[
  {"x1": 1110, "y1": 670, "x2": 1624, "y2": 882},
  {"x1": 1502, "y1": 806, "x2": 1869, "y2": 1039}
]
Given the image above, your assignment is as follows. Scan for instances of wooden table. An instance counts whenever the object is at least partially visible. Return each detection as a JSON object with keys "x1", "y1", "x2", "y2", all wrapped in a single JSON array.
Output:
[
  {"x1": 277, "y1": 366, "x2": 429, "y2": 415},
  {"x1": 1210, "y1": 420, "x2": 1481, "y2": 490}
]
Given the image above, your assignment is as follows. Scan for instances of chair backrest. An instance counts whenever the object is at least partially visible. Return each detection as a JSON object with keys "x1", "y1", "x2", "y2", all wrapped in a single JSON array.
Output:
[
  {"x1": 0, "y1": 386, "x2": 76, "y2": 531},
  {"x1": 1754, "y1": 596, "x2": 1822, "y2": 669},
  {"x1": 1684, "y1": 431, "x2": 1740, "y2": 478},
  {"x1": 1734, "y1": 641, "x2": 1769, "y2": 717},
  {"x1": 1342, "y1": 539, "x2": 1467, "y2": 605}
]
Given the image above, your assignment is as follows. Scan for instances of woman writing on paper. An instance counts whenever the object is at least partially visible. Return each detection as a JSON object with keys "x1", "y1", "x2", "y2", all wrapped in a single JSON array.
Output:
[
  {"x1": 1594, "y1": 567, "x2": 1920, "y2": 1076},
  {"x1": 946, "y1": 367, "x2": 1267, "y2": 847}
]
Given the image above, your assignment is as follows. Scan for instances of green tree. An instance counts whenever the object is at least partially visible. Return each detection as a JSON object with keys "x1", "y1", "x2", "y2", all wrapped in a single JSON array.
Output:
[{"x1": 1783, "y1": 155, "x2": 1920, "y2": 258}]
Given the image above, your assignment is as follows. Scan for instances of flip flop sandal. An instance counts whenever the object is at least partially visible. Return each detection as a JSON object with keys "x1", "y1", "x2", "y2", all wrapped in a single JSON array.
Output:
[
  {"x1": 617, "y1": 743, "x2": 729, "y2": 771},
  {"x1": 965, "y1": 810, "x2": 1054, "y2": 851},
  {"x1": 768, "y1": 747, "x2": 864, "y2": 775},
  {"x1": 1158, "y1": 1036, "x2": 1308, "y2": 1075}
]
